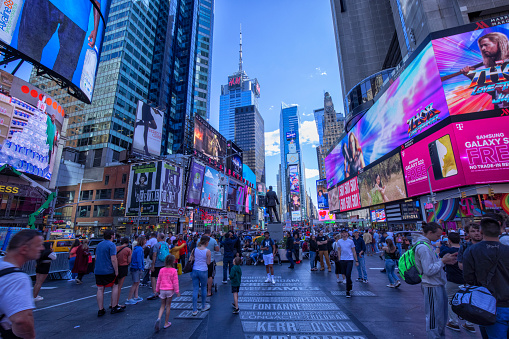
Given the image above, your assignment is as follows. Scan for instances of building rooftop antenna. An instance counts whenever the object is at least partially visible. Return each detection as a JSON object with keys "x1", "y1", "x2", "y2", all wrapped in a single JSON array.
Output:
[{"x1": 239, "y1": 24, "x2": 243, "y2": 73}]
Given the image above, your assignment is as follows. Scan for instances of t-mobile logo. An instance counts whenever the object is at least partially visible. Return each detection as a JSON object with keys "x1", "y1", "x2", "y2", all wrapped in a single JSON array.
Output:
[{"x1": 456, "y1": 123, "x2": 464, "y2": 130}]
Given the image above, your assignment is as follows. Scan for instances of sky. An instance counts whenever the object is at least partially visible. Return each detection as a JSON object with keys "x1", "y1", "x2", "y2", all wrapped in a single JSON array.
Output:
[{"x1": 209, "y1": 0, "x2": 343, "y2": 210}]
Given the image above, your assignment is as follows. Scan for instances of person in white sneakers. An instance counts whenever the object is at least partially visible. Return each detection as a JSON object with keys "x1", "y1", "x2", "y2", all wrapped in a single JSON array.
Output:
[{"x1": 260, "y1": 231, "x2": 277, "y2": 284}]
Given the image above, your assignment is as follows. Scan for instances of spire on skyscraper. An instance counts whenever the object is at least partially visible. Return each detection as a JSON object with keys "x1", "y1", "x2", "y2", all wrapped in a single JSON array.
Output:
[{"x1": 239, "y1": 24, "x2": 243, "y2": 73}]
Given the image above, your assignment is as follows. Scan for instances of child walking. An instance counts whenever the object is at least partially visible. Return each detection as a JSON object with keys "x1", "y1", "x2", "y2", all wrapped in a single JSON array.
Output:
[
  {"x1": 155, "y1": 254, "x2": 180, "y2": 332},
  {"x1": 230, "y1": 257, "x2": 242, "y2": 314}
]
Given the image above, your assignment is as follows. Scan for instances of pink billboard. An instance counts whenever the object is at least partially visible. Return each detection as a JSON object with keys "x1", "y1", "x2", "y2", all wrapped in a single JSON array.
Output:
[
  {"x1": 338, "y1": 177, "x2": 361, "y2": 212},
  {"x1": 318, "y1": 210, "x2": 336, "y2": 222},
  {"x1": 401, "y1": 125, "x2": 465, "y2": 197},
  {"x1": 453, "y1": 117, "x2": 509, "y2": 184}
]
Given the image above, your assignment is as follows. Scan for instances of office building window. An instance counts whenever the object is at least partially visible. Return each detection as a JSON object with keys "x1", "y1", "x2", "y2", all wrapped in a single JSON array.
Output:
[
  {"x1": 93, "y1": 205, "x2": 110, "y2": 217},
  {"x1": 78, "y1": 205, "x2": 91, "y2": 218},
  {"x1": 114, "y1": 188, "x2": 125, "y2": 199},
  {"x1": 96, "y1": 189, "x2": 112, "y2": 200},
  {"x1": 80, "y1": 190, "x2": 93, "y2": 201}
]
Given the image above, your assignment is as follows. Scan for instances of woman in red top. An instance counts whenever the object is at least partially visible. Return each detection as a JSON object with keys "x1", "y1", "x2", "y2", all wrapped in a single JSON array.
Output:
[
  {"x1": 115, "y1": 237, "x2": 132, "y2": 308},
  {"x1": 73, "y1": 239, "x2": 90, "y2": 284},
  {"x1": 68, "y1": 239, "x2": 80, "y2": 281}
]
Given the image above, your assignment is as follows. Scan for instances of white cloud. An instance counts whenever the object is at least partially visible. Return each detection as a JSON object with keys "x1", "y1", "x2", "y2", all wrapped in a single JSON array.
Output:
[
  {"x1": 265, "y1": 129, "x2": 280, "y2": 156},
  {"x1": 268, "y1": 105, "x2": 274, "y2": 110},
  {"x1": 299, "y1": 120, "x2": 319, "y2": 146},
  {"x1": 315, "y1": 67, "x2": 327, "y2": 76},
  {"x1": 305, "y1": 168, "x2": 320, "y2": 179}
]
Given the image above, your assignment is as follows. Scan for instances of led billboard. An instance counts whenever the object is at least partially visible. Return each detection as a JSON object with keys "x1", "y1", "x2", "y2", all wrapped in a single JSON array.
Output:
[
  {"x1": 194, "y1": 115, "x2": 226, "y2": 164},
  {"x1": 227, "y1": 141, "x2": 243, "y2": 177},
  {"x1": 358, "y1": 153, "x2": 407, "y2": 208},
  {"x1": 289, "y1": 165, "x2": 300, "y2": 194},
  {"x1": 432, "y1": 22, "x2": 509, "y2": 115},
  {"x1": 338, "y1": 177, "x2": 361, "y2": 212},
  {"x1": 2, "y1": 0, "x2": 112, "y2": 103},
  {"x1": 401, "y1": 124, "x2": 465, "y2": 197},
  {"x1": 200, "y1": 166, "x2": 225, "y2": 210},
  {"x1": 133, "y1": 101, "x2": 163, "y2": 156},
  {"x1": 0, "y1": 70, "x2": 64, "y2": 180},
  {"x1": 325, "y1": 42, "x2": 449, "y2": 188},
  {"x1": 186, "y1": 159, "x2": 205, "y2": 205},
  {"x1": 159, "y1": 163, "x2": 182, "y2": 217},
  {"x1": 453, "y1": 117, "x2": 509, "y2": 184},
  {"x1": 328, "y1": 185, "x2": 340, "y2": 212},
  {"x1": 316, "y1": 179, "x2": 329, "y2": 210},
  {"x1": 126, "y1": 162, "x2": 160, "y2": 216},
  {"x1": 318, "y1": 210, "x2": 335, "y2": 222}
]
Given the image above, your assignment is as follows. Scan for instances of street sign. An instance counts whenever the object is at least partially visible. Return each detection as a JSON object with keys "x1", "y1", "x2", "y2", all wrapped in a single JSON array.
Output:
[{"x1": 178, "y1": 207, "x2": 185, "y2": 216}]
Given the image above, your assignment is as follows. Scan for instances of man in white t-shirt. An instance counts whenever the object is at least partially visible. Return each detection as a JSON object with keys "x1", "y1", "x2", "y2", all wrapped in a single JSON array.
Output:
[
  {"x1": 146, "y1": 232, "x2": 157, "y2": 248},
  {"x1": 336, "y1": 229, "x2": 359, "y2": 298},
  {"x1": 0, "y1": 229, "x2": 45, "y2": 339}
]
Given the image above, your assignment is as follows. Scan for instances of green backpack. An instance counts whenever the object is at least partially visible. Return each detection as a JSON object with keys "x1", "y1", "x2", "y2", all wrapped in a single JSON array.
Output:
[
  {"x1": 157, "y1": 241, "x2": 170, "y2": 262},
  {"x1": 398, "y1": 241, "x2": 431, "y2": 285}
]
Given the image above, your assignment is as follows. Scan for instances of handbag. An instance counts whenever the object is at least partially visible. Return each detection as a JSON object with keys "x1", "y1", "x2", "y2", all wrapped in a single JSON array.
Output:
[{"x1": 183, "y1": 249, "x2": 195, "y2": 274}]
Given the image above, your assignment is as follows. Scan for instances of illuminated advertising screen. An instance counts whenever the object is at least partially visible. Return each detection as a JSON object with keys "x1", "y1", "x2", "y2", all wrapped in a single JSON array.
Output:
[
  {"x1": 227, "y1": 141, "x2": 243, "y2": 177},
  {"x1": 358, "y1": 153, "x2": 407, "y2": 208},
  {"x1": 290, "y1": 192, "x2": 300, "y2": 212},
  {"x1": 316, "y1": 179, "x2": 329, "y2": 210},
  {"x1": 453, "y1": 117, "x2": 509, "y2": 184},
  {"x1": 338, "y1": 177, "x2": 361, "y2": 212},
  {"x1": 227, "y1": 180, "x2": 239, "y2": 212},
  {"x1": 328, "y1": 185, "x2": 340, "y2": 212},
  {"x1": 325, "y1": 42, "x2": 449, "y2": 188},
  {"x1": 200, "y1": 166, "x2": 225, "y2": 210},
  {"x1": 318, "y1": 209, "x2": 335, "y2": 222},
  {"x1": 194, "y1": 115, "x2": 227, "y2": 164},
  {"x1": 286, "y1": 131, "x2": 296, "y2": 140},
  {"x1": 242, "y1": 164, "x2": 256, "y2": 186},
  {"x1": 0, "y1": 70, "x2": 64, "y2": 180},
  {"x1": 236, "y1": 184, "x2": 245, "y2": 210},
  {"x1": 186, "y1": 159, "x2": 205, "y2": 205},
  {"x1": 375, "y1": 209, "x2": 386, "y2": 222},
  {"x1": 1, "y1": 0, "x2": 112, "y2": 103},
  {"x1": 401, "y1": 124, "x2": 465, "y2": 197},
  {"x1": 288, "y1": 165, "x2": 300, "y2": 194},
  {"x1": 126, "y1": 162, "x2": 160, "y2": 216},
  {"x1": 432, "y1": 22, "x2": 509, "y2": 115},
  {"x1": 159, "y1": 163, "x2": 182, "y2": 217},
  {"x1": 133, "y1": 101, "x2": 163, "y2": 157},
  {"x1": 291, "y1": 210, "x2": 301, "y2": 222},
  {"x1": 228, "y1": 75, "x2": 242, "y2": 88},
  {"x1": 245, "y1": 186, "x2": 252, "y2": 213}
]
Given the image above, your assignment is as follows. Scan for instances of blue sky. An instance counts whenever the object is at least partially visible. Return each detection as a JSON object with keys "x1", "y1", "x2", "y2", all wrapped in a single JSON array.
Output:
[{"x1": 209, "y1": 0, "x2": 343, "y2": 209}]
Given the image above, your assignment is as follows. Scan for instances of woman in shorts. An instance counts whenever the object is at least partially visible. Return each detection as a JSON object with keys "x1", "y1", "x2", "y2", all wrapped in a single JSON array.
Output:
[{"x1": 33, "y1": 242, "x2": 57, "y2": 301}]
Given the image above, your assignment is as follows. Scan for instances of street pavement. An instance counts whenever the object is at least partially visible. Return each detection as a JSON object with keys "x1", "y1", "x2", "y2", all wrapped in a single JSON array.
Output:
[{"x1": 33, "y1": 255, "x2": 483, "y2": 339}]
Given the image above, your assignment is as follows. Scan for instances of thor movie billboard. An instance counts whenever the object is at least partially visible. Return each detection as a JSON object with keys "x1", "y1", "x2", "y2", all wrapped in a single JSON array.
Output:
[
  {"x1": 126, "y1": 162, "x2": 160, "y2": 216},
  {"x1": 316, "y1": 179, "x2": 329, "y2": 210},
  {"x1": 1, "y1": 0, "x2": 112, "y2": 103},
  {"x1": 133, "y1": 101, "x2": 163, "y2": 157},
  {"x1": 325, "y1": 42, "x2": 449, "y2": 189}
]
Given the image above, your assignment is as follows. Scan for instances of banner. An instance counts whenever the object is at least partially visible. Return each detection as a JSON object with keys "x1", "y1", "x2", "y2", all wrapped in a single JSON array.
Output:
[
  {"x1": 316, "y1": 179, "x2": 329, "y2": 210},
  {"x1": 133, "y1": 101, "x2": 163, "y2": 156},
  {"x1": 159, "y1": 163, "x2": 182, "y2": 217},
  {"x1": 186, "y1": 159, "x2": 205, "y2": 205},
  {"x1": 338, "y1": 177, "x2": 361, "y2": 212},
  {"x1": 126, "y1": 162, "x2": 160, "y2": 216}
]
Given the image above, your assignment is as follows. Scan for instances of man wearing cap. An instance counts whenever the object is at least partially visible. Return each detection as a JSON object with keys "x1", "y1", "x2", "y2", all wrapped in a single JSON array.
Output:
[{"x1": 353, "y1": 230, "x2": 368, "y2": 283}]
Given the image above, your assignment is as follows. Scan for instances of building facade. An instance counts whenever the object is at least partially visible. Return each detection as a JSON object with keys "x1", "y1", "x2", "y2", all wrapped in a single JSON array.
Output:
[{"x1": 279, "y1": 104, "x2": 307, "y2": 222}]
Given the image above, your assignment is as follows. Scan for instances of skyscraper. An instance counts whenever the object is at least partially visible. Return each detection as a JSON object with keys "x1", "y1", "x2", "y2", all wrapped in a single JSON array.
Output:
[
  {"x1": 280, "y1": 103, "x2": 306, "y2": 222},
  {"x1": 219, "y1": 28, "x2": 261, "y2": 141},
  {"x1": 32, "y1": 0, "x2": 214, "y2": 166}
]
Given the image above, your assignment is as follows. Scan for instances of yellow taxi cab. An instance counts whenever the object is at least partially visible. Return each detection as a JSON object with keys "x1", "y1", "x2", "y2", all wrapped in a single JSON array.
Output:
[{"x1": 44, "y1": 239, "x2": 78, "y2": 252}]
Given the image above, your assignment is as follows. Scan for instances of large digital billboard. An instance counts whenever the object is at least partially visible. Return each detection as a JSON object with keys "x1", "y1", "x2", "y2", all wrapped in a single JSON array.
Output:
[
  {"x1": 126, "y1": 162, "x2": 160, "y2": 216},
  {"x1": 133, "y1": 101, "x2": 163, "y2": 157},
  {"x1": 0, "y1": 70, "x2": 64, "y2": 180},
  {"x1": 194, "y1": 115, "x2": 226, "y2": 164},
  {"x1": 186, "y1": 159, "x2": 205, "y2": 205},
  {"x1": 358, "y1": 153, "x2": 407, "y2": 208},
  {"x1": 318, "y1": 210, "x2": 335, "y2": 222},
  {"x1": 316, "y1": 179, "x2": 329, "y2": 210},
  {"x1": 2, "y1": 0, "x2": 112, "y2": 103},
  {"x1": 288, "y1": 165, "x2": 300, "y2": 194},
  {"x1": 325, "y1": 42, "x2": 449, "y2": 188},
  {"x1": 401, "y1": 124, "x2": 465, "y2": 197},
  {"x1": 200, "y1": 166, "x2": 225, "y2": 210},
  {"x1": 226, "y1": 141, "x2": 243, "y2": 177},
  {"x1": 338, "y1": 177, "x2": 361, "y2": 212},
  {"x1": 159, "y1": 163, "x2": 182, "y2": 217},
  {"x1": 432, "y1": 22, "x2": 509, "y2": 115},
  {"x1": 453, "y1": 117, "x2": 509, "y2": 184},
  {"x1": 328, "y1": 185, "x2": 339, "y2": 212}
]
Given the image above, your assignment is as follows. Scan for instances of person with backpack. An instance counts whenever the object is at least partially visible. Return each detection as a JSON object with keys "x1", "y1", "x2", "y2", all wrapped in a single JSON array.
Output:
[
  {"x1": 500, "y1": 225, "x2": 509, "y2": 246},
  {"x1": 221, "y1": 232, "x2": 238, "y2": 283},
  {"x1": 382, "y1": 239, "x2": 400, "y2": 288},
  {"x1": 148, "y1": 233, "x2": 169, "y2": 300},
  {"x1": 458, "y1": 223, "x2": 482, "y2": 270},
  {"x1": 414, "y1": 222, "x2": 458, "y2": 339},
  {"x1": 126, "y1": 236, "x2": 145, "y2": 305},
  {"x1": 463, "y1": 217, "x2": 509, "y2": 339},
  {"x1": 0, "y1": 230, "x2": 44, "y2": 339},
  {"x1": 439, "y1": 232, "x2": 475, "y2": 333}
]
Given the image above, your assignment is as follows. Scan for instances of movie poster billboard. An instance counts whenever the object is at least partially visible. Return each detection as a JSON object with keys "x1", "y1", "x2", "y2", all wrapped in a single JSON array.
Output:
[
  {"x1": 289, "y1": 193, "x2": 300, "y2": 212},
  {"x1": 325, "y1": 42, "x2": 449, "y2": 188},
  {"x1": 186, "y1": 159, "x2": 205, "y2": 205},
  {"x1": 432, "y1": 22, "x2": 509, "y2": 115},
  {"x1": 329, "y1": 185, "x2": 340, "y2": 212},
  {"x1": 0, "y1": 70, "x2": 64, "y2": 180},
  {"x1": 200, "y1": 166, "x2": 225, "y2": 210},
  {"x1": 358, "y1": 153, "x2": 407, "y2": 208},
  {"x1": 126, "y1": 162, "x2": 160, "y2": 216},
  {"x1": 401, "y1": 124, "x2": 466, "y2": 197},
  {"x1": 133, "y1": 101, "x2": 163, "y2": 156},
  {"x1": 316, "y1": 179, "x2": 329, "y2": 210},
  {"x1": 194, "y1": 115, "x2": 226, "y2": 164},
  {"x1": 453, "y1": 117, "x2": 509, "y2": 184},
  {"x1": 2, "y1": 0, "x2": 112, "y2": 103},
  {"x1": 159, "y1": 162, "x2": 182, "y2": 217},
  {"x1": 288, "y1": 165, "x2": 300, "y2": 194},
  {"x1": 338, "y1": 177, "x2": 361, "y2": 212}
]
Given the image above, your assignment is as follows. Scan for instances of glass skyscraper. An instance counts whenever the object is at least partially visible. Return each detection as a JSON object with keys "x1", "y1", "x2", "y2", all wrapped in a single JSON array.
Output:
[{"x1": 279, "y1": 104, "x2": 306, "y2": 221}]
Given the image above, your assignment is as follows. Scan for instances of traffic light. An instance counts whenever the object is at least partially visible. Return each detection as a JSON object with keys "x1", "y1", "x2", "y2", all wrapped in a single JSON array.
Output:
[
  {"x1": 488, "y1": 188, "x2": 495, "y2": 197},
  {"x1": 43, "y1": 215, "x2": 49, "y2": 225},
  {"x1": 140, "y1": 206, "x2": 144, "y2": 213},
  {"x1": 461, "y1": 192, "x2": 466, "y2": 199}
]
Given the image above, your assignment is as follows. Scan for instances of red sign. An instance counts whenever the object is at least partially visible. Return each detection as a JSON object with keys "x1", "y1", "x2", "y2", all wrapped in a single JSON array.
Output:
[
  {"x1": 338, "y1": 177, "x2": 361, "y2": 212},
  {"x1": 228, "y1": 76, "x2": 241, "y2": 87}
]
